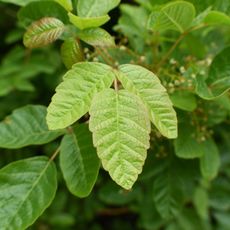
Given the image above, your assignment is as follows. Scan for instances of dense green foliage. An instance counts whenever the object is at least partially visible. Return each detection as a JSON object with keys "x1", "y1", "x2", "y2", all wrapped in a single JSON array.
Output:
[{"x1": 0, "y1": 0, "x2": 230, "y2": 229}]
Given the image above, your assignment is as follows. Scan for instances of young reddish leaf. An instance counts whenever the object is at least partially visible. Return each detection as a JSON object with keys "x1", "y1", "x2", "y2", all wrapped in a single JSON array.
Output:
[{"x1": 23, "y1": 17, "x2": 65, "y2": 48}]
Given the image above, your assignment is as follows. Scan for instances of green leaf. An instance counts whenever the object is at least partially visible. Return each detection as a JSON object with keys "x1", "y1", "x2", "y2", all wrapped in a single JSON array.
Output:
[
  {"x1": 78, "y1": 28, "x2": 115, "y2": 47},
  {"x1": 47, "y1": 62, "x2": 115, "y2": 130},
  {"x1": 214, "y1": 211, "x2": 230, "y2": 230},
  {"x1": 18, "y1": 1, "x2": 69, "y2": 27},
  {"x1": 98, "y1": 181, "x2": 140, "y2": 205},
  {"x1": 139, "y1": 190, "x2": 165, "y2": 230},
  {"x1": 204, "y1": 10, "x2": 230, "y2": 26},
  {"x1": 196, "y1": 47, "x2": 230, "y2": 100},
  {"x1": 60, "y1": 124, "x2": 100, "y2": 197},
  {"x1": 23, "y1": 17, "x2": 65, "y2": 48},
  {"x1": 176, "y1": 207, "x2": 207, "y2": 230},
  {"x1": 174, "y1": 123, "x2": 207, "y2": 159},
  {"x1": 0, "y1": 156, "x2": 57, "y2": 229},
  {"x1": 184, "y1": 34, "x2": 206, "y2": 59},
  {"x1": 200, "y1": 138, "x2": 220, "y2": 180},
  {"x1": 61, "y1": 38, "x2": 84, "y2": 69},
  {"x1": 153, "y1": 162, "x2": 184, "y2": 219},
  {"x1": 0, "y1": 105, "x2": 64, "y2": 149},
  {"x1": 68, "y1": 12, "x2": 110, "y2": 30},
  {"x1": 77, "y1": 0, "x2": 120, "y2": 17},
  {"x1": 192, "y1": 7, "x2": 212, "y2": 26},
  {"x1": 54, "y1": 0, "x2": 72, "y2": 11},
  {"x1": 89, "y1": 89, "x2": 151, "y2": 190},
  {"x1": 0, "y1": 0, "x2": 41, "y2": 6},
  {"x1": 114, "y1": 4, "x2": 149, "y2": 52},
  {"x1": 170, "y1": 91, "x2": 197, "y2": 111},
  {"x1": 0, "y1": 46, "x2": 61, "y2": 96},
  {"x1": 147, "y1": 1, "x2": 196, "y2": 33},
  {"x1": 194, "y1": 187, "x2": 209, "y2": 219},
  {"x1": 210, "y1": 177, "x2": 230, "y2": 211},
  {"x1": 118, "y1": 64, "x2": 177, "y2": 139}
]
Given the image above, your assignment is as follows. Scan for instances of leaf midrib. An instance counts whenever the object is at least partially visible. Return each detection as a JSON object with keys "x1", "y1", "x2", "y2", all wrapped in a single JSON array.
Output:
[{"x1": 71, "y1": 132, "x2": 89, "y2": 188}]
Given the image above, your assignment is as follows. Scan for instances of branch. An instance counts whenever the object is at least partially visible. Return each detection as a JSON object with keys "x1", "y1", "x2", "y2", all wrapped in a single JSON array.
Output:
[{"x1": 156, "y1": 24, "x2": 207, "y2": 71}]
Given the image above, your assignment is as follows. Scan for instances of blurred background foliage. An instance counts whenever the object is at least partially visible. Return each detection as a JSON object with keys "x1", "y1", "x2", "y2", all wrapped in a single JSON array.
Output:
[{"x1": 0, "y1": 0, "x2": 230, "y2": 229}]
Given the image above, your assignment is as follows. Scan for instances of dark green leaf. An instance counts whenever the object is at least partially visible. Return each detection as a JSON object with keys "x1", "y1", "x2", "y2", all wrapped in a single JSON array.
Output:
[
  {"x1": 61, "y1": 38, "x2": 84, "y2": 69},
  {"x1": 18, "y1": 1, "x2": 69, "y2": 26},
  {"x1": 196, "y1": 47, "x2": 230, "y2": 99},
  {"x1": 0, "y1": 105, "x2": 64, "y2": 149},
  {"x1": 0, "y1": 156, "x2": 57, "y2": 229},
  {"x1": 200, "y1": 138, "x2": 220, "y2": 180},
  {"x1": 98, "y1": 181, "x2": 140, "y2": 205},
  {"x1": 174, "y1": 123, "x2": 207, "y2": 159},
  {"x1": 170, "y1": 91, "x2": 197, "y2": 111},
  {"x1": 78, "y1": 28, "x2": 115, "y2": 47},
  {"x1": 60, "y1": 124, "x2": 100, "y2": 197},
  {"x1": 153, "y1": 162, "x2": 184, "y2": 219}
]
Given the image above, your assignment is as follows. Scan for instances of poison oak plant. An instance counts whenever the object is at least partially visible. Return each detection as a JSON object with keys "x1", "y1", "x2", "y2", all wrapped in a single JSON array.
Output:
[{"x1": 0, "y1": 0, "x2": 230, "y2": 229}]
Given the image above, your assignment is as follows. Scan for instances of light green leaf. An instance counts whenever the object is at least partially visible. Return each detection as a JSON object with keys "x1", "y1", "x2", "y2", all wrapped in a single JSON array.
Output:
[
  {"x1": 47, "y1": 62, "x2": 115, "y2": 130},
  {"x1": 0, "y1": 156, "x2": 57, "y2": 230},
  {"x1": 118, "y1": 64, "x2": 177, "y2": 139},
  {"x1": 23, "y1": 17, "x2": 65, "y2": 48},
  {"x1": 153, "y1": 162, "x2": 184, "y2": 219},
  {"x1": 170, "y1": 91, "x2": 197, "y2": 111},
  {"x1": 0, "y1": 105, "x2": 64, "y2": 149},
  {"x1": 204, "y1": 10, "x2": 230, "y2": 26},
  {"x1": 61, "y1": 38, "x2": 84, "y2": 69},
  {"x1": 196, "y1": 47, "x2": 230, "y2": 100},
  {"x1": 174, "y1": 123, "x2": 207, "y2": 159},
  {"x1": 78, "y1": 28, "x2": 115, "y2": 47},
  {"x1": 68, "y1": 12, "x2": 110, "y2": 30},
  {"x1": 60, "y1": 124, "x2": 100, "y2": 197},
  {"x1": 147, "y1": 1, "x2": 196, "y2": 33},
  {"x1": 89, "y1": 89, "x2": 151, "y2": 190},
  {"x1": 200, "y1": 138, "x2": 220, "y2": 180},
  {"x1": 54, "y1": 0, "x2": 72, "y2": 11},
  {"x1": 77, "y1": 0, "x2": 120, "y2": 17},
  {"x1": 18, "y1": 1, "x2": 69, "y2": 27}
]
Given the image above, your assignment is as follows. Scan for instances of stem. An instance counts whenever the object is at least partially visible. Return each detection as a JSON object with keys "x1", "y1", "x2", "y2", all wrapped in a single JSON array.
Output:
[
  {"x1": 156, "y1": 32, "x2": 187, "y2": 70},
  {"x1": 49, "y1": 146, "x2": 61, "y2": 162},
  {"x1": 156, "y1": 24, "x2": 207, "y2": 71},
  {"x1": 95, "y1": 47, "x2": 114, "y2": 66},
  {"x1": 114, "y1": 78, "x2": 118, "y2": 91},
  {"x1": 102, "y1": 47, "x2": 117, "y2": 66}
]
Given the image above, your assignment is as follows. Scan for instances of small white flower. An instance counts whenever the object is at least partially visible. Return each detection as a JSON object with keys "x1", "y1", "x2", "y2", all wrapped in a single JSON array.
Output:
[
  {"x1": 179, "y1": 66, "x2": 186, "y2": 73},
  {"x1": 191, "y1": 73, "x2": 196, "y2": 79},
  {"x1": 84, "y1": 47, "x2": 89, "y2": 53},
  {"x1": 120, "y1": 46, "x2": 126, "y2": 50},
  {"x1": 93, "y1": 57, "x2": 99, "y2": 62},
  {"x1": 169, "y1": 58, "x2": 177, "y2": 64}
]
